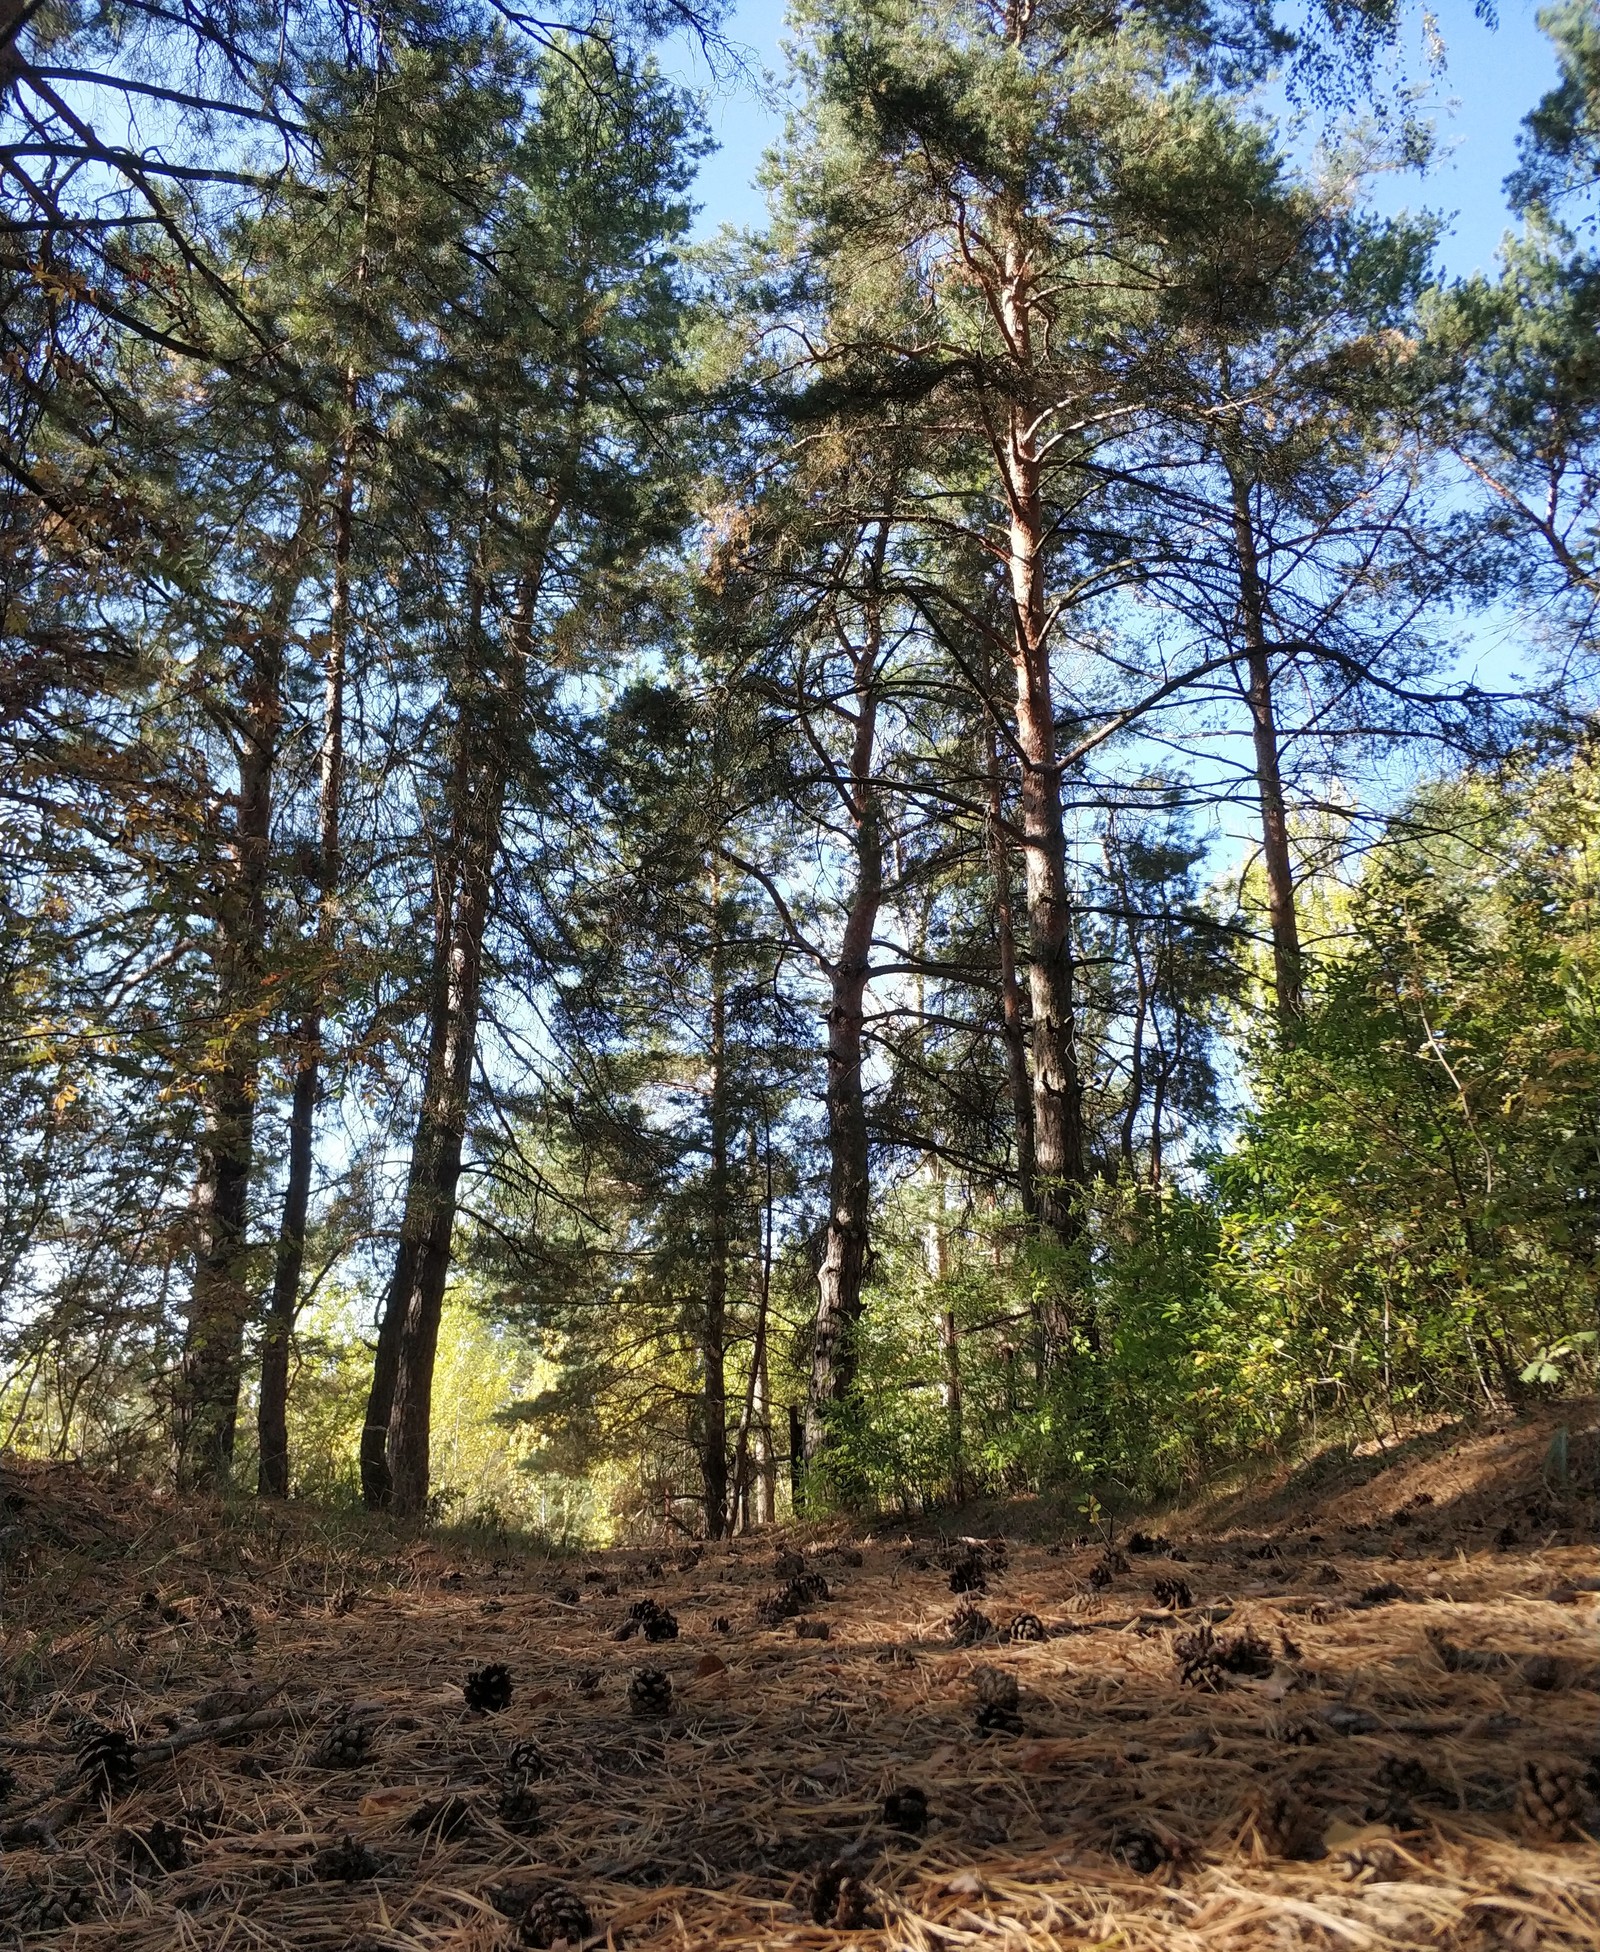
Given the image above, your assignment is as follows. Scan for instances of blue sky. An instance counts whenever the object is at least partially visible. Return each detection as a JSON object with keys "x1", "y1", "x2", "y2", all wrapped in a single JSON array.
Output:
[{"x1": 672, "y1": 0, "x2": 1562, "y2": 276}]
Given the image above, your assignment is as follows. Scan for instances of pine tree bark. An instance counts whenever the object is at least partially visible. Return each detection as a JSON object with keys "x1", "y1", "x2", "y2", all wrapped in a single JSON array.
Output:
[
  {"x1": 700, "y1": 896, "x2": 730, "y2": 1536},
  {"x1": 361, "y1": 576, "x2": 504, "y2": 1514},
  {"x1": 996, "y1": 239, "x2": 1088, "y2": 1323},
  {"x1": 986, "y1": 726, "x2": 1037, "y2": 1220},
  {"x1": 175, "y1": 529, "x2": 314, "y2": 1493},
  {"x1": 1226, "y1": 458, "x2": 1304, "y2": 1025},
  {"x1": 258, "y1": 418, "x2": 354, "y2": 1498},
  {"x1": 805, "y1": 524, "x2": 888, "y2": 1464}
]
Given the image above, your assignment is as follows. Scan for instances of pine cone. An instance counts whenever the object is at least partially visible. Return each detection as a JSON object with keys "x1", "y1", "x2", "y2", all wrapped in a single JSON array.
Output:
[
  {"x1": 973, "y1": 1664, "x2": 1023, "y2": 1734},
  {"x1": 1518, "y1": 1756, "x2": 1586, "y2": 1834},
  {"x1": 463, "y1": 1662, "x2": 514, "y2": 1713},
  {"x1": 1152, "y1": 1577, "x2": 1192, "y2": 1610},
  {"x1": 1126, "y1": 1532, "x2": 1172, "y2": 1554},
  {"x1": 506, "y1": 1739, "x2": 549, "y2": 1778},
  {"x1": 1007, "y1": 1611, "x2": 1047, "y2": 1642},
  {"x1": 711, "y1": 1614, "x2": 732, "y2": 1634},
  {"x1": 973, "y1": 1664, "x2": 1019, "y2": 1711},
  {"x1": 1111, "y1": 1824, "x2": 1169, "y2": 1874},
  {"x1": 573, "y1": 1669, "x2": 601, "y2": 1696},
  {"x1": 1174, "y1": 1623, "x2": 1224, "y2": 1690},
  {"x1": 0, "y1": 1875, "x2": 92, "y2": 1933},
  {"x1": 628, "y1": 1666, "x2": 672, "y2": 1716},
  {"x1": 119, "y1": 1817, "x2": 189, "y2": 1873},
  {"x1": 1218, "y1": 1627, "x2": 1275, "y2": 1678},
  {"x1": 313, "y1": 1716, "x2": 374, "y2": 1768},
  {"x1": 615, "y1": 1598, "x2": 678, "y2": 1642},
  {"x1": 0, "y1": 1761, "x2": 15, "y2": 1802},
  {"x1": 948, "y1": 1550, "x2": 988, "y2": 1594},
  {"x1": 676, "y1": 1545, "x2": 704, "y2": 1572},
  {"x1": 948, "y1": 1600, "x2": 993, "y2": 1645},
  {"x1": 1253, "y1": 1787, "x2": 1324, "y2": 1860},
  {"x1": 312, "y1": 1833, "x2": 386, "y2": 1881},
  {"x1": 520, "y1": 1882, "x2": 593, "y2": 1948},
  {"x1": 774, "y1": 1549, "x2": 806, "y2": 1580},
  {"x1": 76, "y1": 1724, "x2": 137, "y2": 1797},
  {"x1": 497, "y1": 1776, "x2": 542, "y2": 1832},
  {"x1": 883, "y1": 1785, "x2": 928, "y2": 1834},
  {"x1": 1337, "y1": 1837, "x2": 1401, "y2": 1880},
  {"x1": 404, "y1": 1793, "x2": 476, "y2": 1840},
  {"x1": 1087, "y1": 1558, "x2": 1114, "y2": 1592},
  {"x1": 810, "y1": 1860, "x2": 880, "y2": 1929},
  {"x1": 758, "y1": 1572, "x2": 829, "y2": 1625}
]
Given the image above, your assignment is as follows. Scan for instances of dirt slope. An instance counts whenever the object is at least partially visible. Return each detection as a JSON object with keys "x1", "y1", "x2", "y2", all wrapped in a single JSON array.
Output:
[{"x1": 0, "y1": 1407, "x2": 1596, "y2": 1951}]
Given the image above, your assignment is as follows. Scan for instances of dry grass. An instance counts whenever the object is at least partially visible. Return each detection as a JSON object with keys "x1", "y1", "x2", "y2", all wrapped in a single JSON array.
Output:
[{"x1": 1, "y1": 1406, "x2": 1597, "y2": 1951}]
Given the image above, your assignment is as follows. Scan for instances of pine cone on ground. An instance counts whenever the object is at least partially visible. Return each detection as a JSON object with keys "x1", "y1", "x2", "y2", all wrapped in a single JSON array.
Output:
[
  {"x1": 404, "y1": 1793, "x2": 477, "y2": 1840},
  {"x1": 0, "y1": 1875, "x2": 92, "y2": 1933},
  {"x1": 1517, "y1": 1756, "x2": 1586, "y2": 1835},
  {"x1": 948, "y1": 1549, "x2": 987, "y2": 1594},
  {"x1": 615, "y1": 1597, "x2": 678, "y2": 1641},
  {"x1": 758, "y1": 1572, "x2": 829, "y2": 1625},
  {"x1": 774, "y1": 1549, "x2": 806, "y2": 1580},
  {"x1": 810, "y1": 1860, "x2": 880, "y2": 1929},
  {"x1": 1218, "y1": 1627, "x2": 1275, "y2": 1678},
  {"x1": 76, "y1": 1724, "x2": 137, "y2": 1797},
  {"x1": 1152, "y1": 1577, "x2": 1192, "y2": 1610},
  {"x1": 1007, "y1": 1611, "x2": 1047, "y2": 1642},
  {"x1": 1110, "y1": 1824, "x2": 1170, "y2": 1874},
  {"x1": 573, "y1": 1669, "x2": 601, "y2": 1696},
  {"x1": 1252, "y1": 1786, "x2": 1324, "y2": 1860},
  {"x1": 505, "y1": 1739, "x2": 549, "y2": 1778},
  {"x1": 973, "y1": 1664, "x2": 1023, "y2": 1735},
  {"x1": 119, "y1": 1818, "x2": 189, "y2": 1873},
  {"x1": 313, "y1": 1715, "x2": 374, "y2": 1768},
  {"x1": 0, "y1": 1762, "x2": 15, "y2": 1802},
  {"x1": 883, "y1": 1785, "x2": 928, "y2": 1834},
  {"x1": 463, "y1": 1662, "x2": 513, "y2": 1713},
  {"x1": 948, "y1": 1600, "x2": 993, "y2": 1645},
  {"x1": 1174, "y1": 1623, "x2": 1224, "y2": 1690},
  {"x1": 1126, "y1": 1532, "x2": 1172, "y2": 1554},
  {"x1": 312, "y1": 1833, "x2": 385, "y2": 1881},
  {"x1": 1336, "y1": 1838, "x2": 1401, "y2": 1881},
  {"x1": 519, "y1": 1882, "x2": 593, "y2": 1948},
  {"x1": 711, "y1": 1614, "x2": 731, "y2": 1634},
  {"x1": 497, "y1": 1776, "x2": 542, "y2": 1831},
  {"x1": 1087, "y1": 1558, "x2": 1115, "y2": 1592},
  {"x1": 676, "y1": 1546, "x2": 704, "y2": 1572},
  {"x1": 628, "y1": 1666, "x2": 672, "y2": 1716}
]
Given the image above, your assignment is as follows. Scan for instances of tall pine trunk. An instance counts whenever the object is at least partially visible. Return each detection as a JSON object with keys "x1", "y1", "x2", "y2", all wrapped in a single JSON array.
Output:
[
  {"x1": 701, "y1": 896, "x2": 730, "y2": 1536},
  {"x1": 805, "y1": 523, "x2": 888, "y2": 1462},
  {"x1": 985, "y1": 726, "x2": 1036, "y2": 1218},
  {"x1": 361, "y1": 524, "x2": 555, "y2": 1515},
  {"x1": 1226, "y1": 459, "x2": 1303, "y2": 1024},
  {"x1": 175, "y1": 529, "x2": 313, "y2": 1493},
  {"x1": 997, "y1": 240, "x2": 1088, "y2": 1332},
  {"x1": 258, "y1": 415, "x2": 355, "y2": 1498}
]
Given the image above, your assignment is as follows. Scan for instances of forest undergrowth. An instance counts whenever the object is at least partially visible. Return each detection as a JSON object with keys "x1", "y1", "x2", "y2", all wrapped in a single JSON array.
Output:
[{"x1": 1, "y1": 1402, "x2": 1596, "y2": 1952}]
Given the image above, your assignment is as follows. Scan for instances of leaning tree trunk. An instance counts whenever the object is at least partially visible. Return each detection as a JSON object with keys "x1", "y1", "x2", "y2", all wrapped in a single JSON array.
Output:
[
  {"x1": 258, "y1": 411, "x2": 356, "y2": 1498},
  {"x1": 175, "y1": 530, "x2": 314, "y2": 1493},
  {"x1": 996, "y1": 241, "x2": 1088, "y2": 1344},
  {"x1": 805, "y1": 523, "x2": 888, "y2": 1465},
  {"x1": 1225, "y1": 458, "x2": 1304, "y2": 1026}
]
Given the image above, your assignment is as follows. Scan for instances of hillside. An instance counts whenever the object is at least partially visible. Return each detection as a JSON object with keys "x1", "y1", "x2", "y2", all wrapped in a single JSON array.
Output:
[{"x1": 1, "y1": 1405, "x2": 1596, "y2": 1950}]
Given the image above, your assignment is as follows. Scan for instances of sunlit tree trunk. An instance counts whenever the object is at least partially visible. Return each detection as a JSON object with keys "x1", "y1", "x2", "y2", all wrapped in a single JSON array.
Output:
[
  {"x1": 995, "y1": 236, "x2": 1088, "y2": 1347},
  {"x1": 701, "y1": 889, "x2": 730, "y2": 1536},
  {"x1": 175, "y1": 518, "x2": 317, "y2": 1494},
  {"x1": 1224, "y1": 454, "x2": 1303, "y2": 1026},
  {"x1": 258, "y1": 412, "x2": 356, "y2": 1498},
  {"x1": 806, "y1": 522, "x2": 888, "y2": 1463}
]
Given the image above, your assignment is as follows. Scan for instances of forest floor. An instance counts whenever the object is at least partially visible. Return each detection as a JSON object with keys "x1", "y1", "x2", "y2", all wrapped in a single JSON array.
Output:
[{"x1": 1, "y1": 1403, "x2": 1598, "y2": 1952}]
